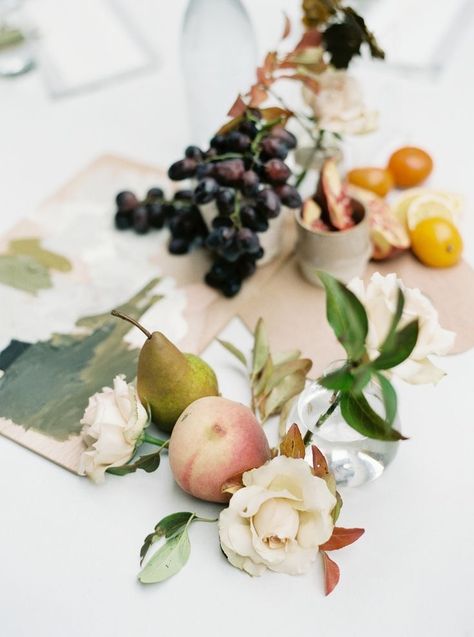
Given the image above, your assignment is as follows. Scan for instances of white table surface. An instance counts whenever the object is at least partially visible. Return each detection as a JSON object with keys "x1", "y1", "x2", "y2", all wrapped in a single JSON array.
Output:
[{"x1": 1, "y1": 1, "x2": 474, "y2": 636}]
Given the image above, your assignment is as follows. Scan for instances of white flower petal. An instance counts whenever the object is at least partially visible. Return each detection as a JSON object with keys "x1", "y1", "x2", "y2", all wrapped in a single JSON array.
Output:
[
  {"x1": 297, "y1": 510, "x2": 334, "y2": 548},
  {"x1": 348, "y1": 272, "x2": 454, "y2": 385},
  {"x1": 230, "y1": 484, "x2": 300, "y2": 518},
  {"x1": 219, "y1": 456, "x2": 336, "y2": 577},
  {"x1": 79, "y1": 375, "x2": 148, "y2": 482}
]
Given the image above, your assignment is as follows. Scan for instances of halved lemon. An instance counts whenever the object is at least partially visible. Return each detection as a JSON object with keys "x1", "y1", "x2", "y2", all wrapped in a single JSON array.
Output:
[
  {"x1": 392, "y1": 189, "x2": 463, "y2": 230},
  {"x1": 406, "y1": 193, "x2": 457, "y2": 231}
]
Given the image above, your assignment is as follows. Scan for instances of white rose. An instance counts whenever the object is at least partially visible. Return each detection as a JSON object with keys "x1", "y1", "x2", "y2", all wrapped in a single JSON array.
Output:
[
  {"x1": 219, "y1": 456, "x2": 336, "y2": 576},
  {"x1": 303, "y1": 69, "x2": 377, "y2": 135},
  {"x1": 348, "y1": 272, "x2": 455, "y2": 384},
  {"x1": 79, "y1": 374, "x2": 148, "y2": 483}
]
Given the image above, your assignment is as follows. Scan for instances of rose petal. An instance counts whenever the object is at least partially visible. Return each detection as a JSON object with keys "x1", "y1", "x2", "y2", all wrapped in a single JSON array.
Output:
[{"x1": 297, "y1": 510, "x2": 334, "y2": 548}]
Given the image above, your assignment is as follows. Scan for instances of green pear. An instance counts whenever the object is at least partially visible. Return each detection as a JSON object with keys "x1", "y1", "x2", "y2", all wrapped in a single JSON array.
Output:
[{"x1": 111, "y1": 310, "x2": 218, "y2": 433}]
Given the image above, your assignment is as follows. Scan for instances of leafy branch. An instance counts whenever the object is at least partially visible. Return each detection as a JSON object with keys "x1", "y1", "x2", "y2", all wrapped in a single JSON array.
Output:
[
  {"x1": 138, "y1": 512, "x2": 218, "y2": 584},
  {"x1": 308, "y1": 271, "x2": 419, "y2": 443},
  {"x1": 218, "y1": 319, "x2": 312, "y2": 425}
]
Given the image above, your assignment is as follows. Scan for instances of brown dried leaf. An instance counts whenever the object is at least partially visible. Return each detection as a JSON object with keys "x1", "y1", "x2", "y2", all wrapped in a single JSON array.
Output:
[
  {"x1": 320, "y1": 527, "x2": 365, "y2": 551},
  {"x1": 322, "y1": 551, "x2": 340, "y2": 596},
  {"x1": 272, "y1": 349, "x2": 301, "y2": 366},
  {"x1": 264, "y1": 358, "x2": 312, "y2": 396},
  {"x1": 252, "y1": 318, "x2": 269, "y2": 379},
  {"x1": 221, "y1": 473, "x2": 244, "y2": 495},
  {"x1": 279, "y1": 423, "x2": 306, "y2": 459},
  {"x1": 254, "y1": 355, "x2": 274, "y2": 397},
  {"x1": 311, "y1": 445, "x2": 329, "y2": 478},
  {"x1": 261, "y1": 371, "x2": 306, "y2": 421},
  {"x1": 227, "y1": 94, "x2": 247, "y2": 118}
]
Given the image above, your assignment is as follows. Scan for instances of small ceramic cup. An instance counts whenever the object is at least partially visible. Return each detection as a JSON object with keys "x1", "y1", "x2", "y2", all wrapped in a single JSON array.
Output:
[{"x1": 295, "y1": 198, "x2": 371, "y2": 286}]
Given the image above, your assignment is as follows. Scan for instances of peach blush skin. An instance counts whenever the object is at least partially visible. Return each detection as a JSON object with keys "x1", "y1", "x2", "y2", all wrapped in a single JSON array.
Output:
[{"x1": 168, "y1": 396, "x2": 271, "y2": 503}]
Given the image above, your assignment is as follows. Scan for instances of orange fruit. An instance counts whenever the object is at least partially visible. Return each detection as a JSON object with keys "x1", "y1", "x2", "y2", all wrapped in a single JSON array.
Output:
[
  {"x1": 410, "y1": 217, "x2": 463, "y2": 267},
  {"x1": 388, "y1": 147, "x2": 433, "y2": 188},
  {"x1": 347, "y1": 167, "x2": 394, "y2": 197}
]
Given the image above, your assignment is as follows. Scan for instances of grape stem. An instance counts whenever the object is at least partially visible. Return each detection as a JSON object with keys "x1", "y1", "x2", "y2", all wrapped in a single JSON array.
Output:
[
  {"x1": 230, "y1": 191, "x2": 242, "y2": 229},
  {"x1": 204, "y1": 152, "x2": 243, "y2": 163}
]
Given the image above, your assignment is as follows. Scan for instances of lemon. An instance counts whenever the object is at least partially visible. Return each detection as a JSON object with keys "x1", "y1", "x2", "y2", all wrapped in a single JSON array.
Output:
[
  {"x1": 410, "y1": 217, "x2": 463, "y2": 267},
  {"x1": 392, "y1": 189, "x2": 463, "y2": 230}
]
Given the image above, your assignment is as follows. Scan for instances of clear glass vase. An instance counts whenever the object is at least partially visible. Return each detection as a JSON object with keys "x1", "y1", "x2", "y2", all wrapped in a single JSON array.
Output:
[
  {"x1": 288, "y1": 376, "x2": 400, "y2": 487},
  {"x1": 180, "y1": 0, "x2": 257, "y2": 146}
]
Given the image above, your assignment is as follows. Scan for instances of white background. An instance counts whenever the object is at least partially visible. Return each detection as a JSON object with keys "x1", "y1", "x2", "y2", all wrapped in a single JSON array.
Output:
[{"x1": 1, "y1": 1, "x2": 474, "y2": 636}]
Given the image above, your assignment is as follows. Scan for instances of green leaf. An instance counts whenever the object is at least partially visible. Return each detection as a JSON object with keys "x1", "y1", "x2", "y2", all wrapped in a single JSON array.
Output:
[
  {"x1": 374, "y1": 372, "x2": 397, "y2": 425},
  {"x1": 340, "y1": 392, "x2": 405, "y2": 441},
  {"x1": 320, "y1": 366, "x2": 354, "y2": 392},
  {"x1": 373, "y1": 319, "x2": 419, "y2": 370},
  {"x1": 331, "y1": 492, "x2": 343, "y2": 524},
  {"x1": 318, "y1": 271, "x2": 368, "y2": 361},
  {"x1": 217, "y1": 339, "x2": 247, "y2": 367},
  {"x1": 138, "y1": 530, "x2": 191, "y2": 584},
  {"x1": 106, "y1": 450, "x2": 161, "y2": 476},
  {"x1": 252, "y1": 318, "x2": 269, "y2": 379},
  {"x1": 351, "y1": 365, "x2": 372, "y2": 394},
  {"x1": 139, "y1": 512, "x2": 194, "y2": 565},
  {"x1": 380, "y1": 288, "x2": 405, "y2": 350}
]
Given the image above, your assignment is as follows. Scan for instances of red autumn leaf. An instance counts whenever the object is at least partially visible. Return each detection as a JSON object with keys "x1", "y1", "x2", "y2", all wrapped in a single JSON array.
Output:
[
  {"x1": 281, "y1": 13, "x2": 291, "y2": 40},
  {"x1": 227, "y1": 95, "x2": 247, "y2": 118},
  {"x1": 280, "y1": 423, "x2": 306, "y2": 459},
  {"x1": 249, "y1": 84, "x2": 269, "y2": 108},
  {"x1": 320, "y1": 527, "x2": 365, "y2": 551},
  {"x1": 311, "y1": 445, "x2": 329, "y2": 478},
  {"x1": 294, "y1": 28, "x2": 322, "y2": 51},
  {"x1": 256, "y1": 65, "x2": 267, "y2": 84},
  {"x1": 321, "y1": 551, "x2": 340, "y2": 596},
  {"x1": 263, "y1": 51, "x2": 278, "y2": 76}
]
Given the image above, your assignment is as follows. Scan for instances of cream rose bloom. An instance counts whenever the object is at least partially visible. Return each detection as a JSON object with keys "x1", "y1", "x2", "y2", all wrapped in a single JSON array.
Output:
[
  {"x1": 79, "y1": 374, "x2": 148, "y2": 483},
  {"x1": 348, "y1": 272, "x2": 455, "y2": 384},
  {"x1": 303, "y1": 69, "x2": 377, "y2": 135},
  {"x1": 219, "y1": 456, "x2": 336, "y2": 576}
]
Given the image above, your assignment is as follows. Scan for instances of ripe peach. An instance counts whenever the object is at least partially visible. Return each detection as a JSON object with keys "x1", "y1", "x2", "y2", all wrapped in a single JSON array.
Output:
[{"x1": 168, "y1": 396, "x2": 271, "y2": 503}]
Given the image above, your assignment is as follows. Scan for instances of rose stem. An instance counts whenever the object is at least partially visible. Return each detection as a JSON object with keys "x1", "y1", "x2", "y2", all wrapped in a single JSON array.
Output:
[
  {"x1": 143, "y1": 433, "x2": 168, "y2": 448},
  {"x1": 303, "y1": 392, "x2": 341, "y2": 446},
  {"x1": 111, "y1": 310, "x2": 152, "y2": 339}
]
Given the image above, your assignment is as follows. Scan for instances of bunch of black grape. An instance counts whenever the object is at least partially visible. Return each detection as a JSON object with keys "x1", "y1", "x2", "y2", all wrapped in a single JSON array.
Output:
[
  {"x1": 167, "y1": 111, "x2": 302, "y2": 297},
  {"x1": 114, "y1": 187, "x2": 208, "y2": 254}
]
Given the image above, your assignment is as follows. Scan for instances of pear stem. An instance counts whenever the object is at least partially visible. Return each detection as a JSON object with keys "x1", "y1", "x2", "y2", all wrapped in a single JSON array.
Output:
[{"x1": 111, "y1": 310, "x2": 152, "y2": 339}]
